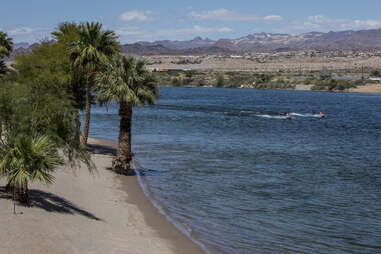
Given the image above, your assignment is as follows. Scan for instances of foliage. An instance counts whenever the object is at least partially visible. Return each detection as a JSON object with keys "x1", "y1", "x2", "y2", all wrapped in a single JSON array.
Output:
[
  {"x1": 95, "y1": 55, "x2": 158, "y2": 106},
  {"x1": 95, "y1": 55, "x2": 158, "y2": 173},
  {"x1": 0, "y1": 31, "x2": 13, "y2": 58},
  {"x1": 69, "y1": 22, "x2": 120, "y2": 145},
  {"x1": 216, "y1": 74, "x2": 225, "y2": 88},
  {"x1": 15, "y1": 41, "x2": 71, "y2": 89},
  {"x1": 0, "y1": 79, "x2": 94, "y2": 202},
  {"x1": 311, "y1": 78, "x2": 359, "y2": 91},
  {"x1": 52, "y1": 22, "x2": 85, "y2": 110},
  {"x1": 171, "y1": 59, "x2": 202, "y2": 65},
  {"x1": 70, "y1": 22, "x2": 120, "y2": 74},
  {"x1": 371, "y1": 70, "x2": 381, "y2": 77},
  {"x1": 0, "y1": 31, "x2": 13, "y2": 76},
  {"x1": 0, "y1": 135, "x2": 64, "y2": 202}
]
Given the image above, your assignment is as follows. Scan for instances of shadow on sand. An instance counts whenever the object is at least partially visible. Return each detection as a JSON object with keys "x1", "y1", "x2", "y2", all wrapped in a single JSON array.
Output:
[
  {"x1": 87, "y1": 143, "x2": 116, "y2": 156},
  {"x1": 0, "y1": 187, "x2": 102, "y2": 221}
]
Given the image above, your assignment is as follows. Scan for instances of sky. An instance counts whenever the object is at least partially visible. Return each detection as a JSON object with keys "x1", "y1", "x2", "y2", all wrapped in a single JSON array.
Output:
[{"x1": 2, "y1": 0, "x2": 381, "y2": 43}]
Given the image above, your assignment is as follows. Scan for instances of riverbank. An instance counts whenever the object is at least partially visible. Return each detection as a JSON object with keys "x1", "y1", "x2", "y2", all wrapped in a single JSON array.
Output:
[
  {"x1": 0, "y1": 138, "x2": 204, "y2": 254},
  {"x1": 349, "y1": 83, "x2": 381, "y2": 93},
  {"x1": 161, "y1": 82, "x2": 381, "y2": 94}
]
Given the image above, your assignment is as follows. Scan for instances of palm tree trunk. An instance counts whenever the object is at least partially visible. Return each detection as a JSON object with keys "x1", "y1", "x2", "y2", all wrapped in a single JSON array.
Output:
[
  {"x1": 5, "y1": 180, "x2": 13, "y2": 193},
  {"x1": 75, "y1": 110, "x2": 81, "y2": 144},
  {"x1": 112, "y1": 101, "x2": 133, "y2": 174},
  {"x1": 81, "y1": 74, "x2": 92, "y2": 146},
  {"x1": 13, "y1": 181, "x2": 28, "y2": 203}
]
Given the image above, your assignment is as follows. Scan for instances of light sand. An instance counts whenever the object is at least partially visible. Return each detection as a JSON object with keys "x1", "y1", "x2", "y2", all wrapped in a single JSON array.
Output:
[
  {"x1": 0, "y1": 138, "x2": 204, "y2": 254},
  {"x1": 349, "y1": 83, "x2": 381, "y2": 94}
]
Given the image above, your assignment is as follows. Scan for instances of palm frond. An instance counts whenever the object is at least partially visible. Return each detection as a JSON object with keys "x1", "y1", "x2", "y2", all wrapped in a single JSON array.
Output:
[
  {"x1": 95, "y1": 55, "x2": 158, "y2": 108},
  {"x1": 0, "y1": 135, "x2": 64, "y2": 188}
]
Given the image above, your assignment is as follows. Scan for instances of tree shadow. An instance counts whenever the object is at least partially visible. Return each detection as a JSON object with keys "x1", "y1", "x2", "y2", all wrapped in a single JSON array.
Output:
[
  {"x1": 87, "y1": 143, "x2": 116, "y2": 156},
  {"x1": 105, "y1": 167, "x2": 137, "y2": 176},
  {"x1": 0, "y1": 187, "x2": 102, "y2": 221}
]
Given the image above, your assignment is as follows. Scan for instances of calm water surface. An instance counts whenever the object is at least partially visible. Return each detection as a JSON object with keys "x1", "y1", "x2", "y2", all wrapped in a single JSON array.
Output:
[{"x1": 89, "y1": 87, "x2": 381, "y2": 254}]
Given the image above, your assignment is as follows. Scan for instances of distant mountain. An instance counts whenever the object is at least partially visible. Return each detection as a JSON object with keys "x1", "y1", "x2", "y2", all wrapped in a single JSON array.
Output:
[
  {"x1": 13, "y1": 42, "x2": 30, "y2": 49},
  {"x1": 136, "y1": 36, "x2": 216, "y2": 50},
  {"x1": 224, "y1": 29, "x2": 381, "y2": 51},
  {"x1": 8, "y1": 28, "x2": 381, "y2": 58},
  {"x1": 121, "y1": 43, "x2": 234, "y2": 55},
  {"x1": 10, "y1": 43, "x2": 39, "y2": 58},
  {"x1": 121, "y1": 28, "x2": 381, "y2": 55}
]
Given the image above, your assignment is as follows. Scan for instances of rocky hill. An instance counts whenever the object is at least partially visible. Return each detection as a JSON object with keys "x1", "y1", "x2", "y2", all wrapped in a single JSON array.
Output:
[
  {"x1": 122, "y1": 28, "x2": 381, "y2": 54},
  {"x1": 9, "y1": 28, "x2": 381, "y2": 57}
]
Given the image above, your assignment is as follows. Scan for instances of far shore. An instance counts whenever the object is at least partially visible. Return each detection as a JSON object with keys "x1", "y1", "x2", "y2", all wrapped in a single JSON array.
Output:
[
  {"x1": 161, "y1": 83, "x2": 381, "y2": 94},
  {"x1": 348, "y1": 83, "x2": 381, "y2": 94},
  {"x1": 0, "y1": 137, "x2": 204, "y2": 254}
]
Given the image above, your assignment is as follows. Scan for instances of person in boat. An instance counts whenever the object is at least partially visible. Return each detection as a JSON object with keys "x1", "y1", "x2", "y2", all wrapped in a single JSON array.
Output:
[
  {"x1": 318, "y1": 111, "x2": 326, "y2": 118},
  {"x1": 285, "y1": 113, "x2": 292, "y2": 119}
]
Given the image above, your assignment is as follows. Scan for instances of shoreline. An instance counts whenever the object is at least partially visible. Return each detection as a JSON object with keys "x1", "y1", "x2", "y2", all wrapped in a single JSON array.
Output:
[
  {"x1": 160, "y1": 83, "x2": 381, "y2": 94},
  {"x1": 87, "y1": 137, "x2": 208, "y2": 254},
  {"x1": 0, "y1": 137, "x2": 205, "y2": 254}
]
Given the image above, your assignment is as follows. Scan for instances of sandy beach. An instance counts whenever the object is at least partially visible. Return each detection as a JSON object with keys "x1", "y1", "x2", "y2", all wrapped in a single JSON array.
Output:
[
  {"x1": 0, "y1": 138, "x2": 204, "y2": 254},
  {"x1": 295, "y1": 83, "x2": 381, "y2": 94},
  {"x1": 349, "y1": 83, "x2": 381, "y2": 94}
]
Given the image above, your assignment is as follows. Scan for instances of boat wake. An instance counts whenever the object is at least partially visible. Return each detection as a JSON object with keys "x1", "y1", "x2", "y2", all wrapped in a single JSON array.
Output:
[
  {"x1": 290, "y1": 113, "x2": 323, "y2": 118},
  {"x1": 257, "y1": 114, "x2": 289, "y2": 119}
]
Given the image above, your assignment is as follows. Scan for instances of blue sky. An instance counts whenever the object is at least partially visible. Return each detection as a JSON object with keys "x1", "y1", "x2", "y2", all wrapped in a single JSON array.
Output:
[{"x1": 2, "y1": 0, "x2": 381, "y2": 43}]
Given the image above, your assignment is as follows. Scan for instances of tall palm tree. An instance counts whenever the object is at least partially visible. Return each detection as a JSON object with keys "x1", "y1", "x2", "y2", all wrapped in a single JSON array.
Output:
[
  {"x1": 52, "y1": 22, "x2": 84, "y2": 139},
  {"x1": 96, "y1": 56, "x2": 158, "y2": 174},
  {"x1": 70, "y1": 22, "x2": 119, "y2": 146},
  {"x1": 0, "y1": 135, "x2": 64, "y2": 203}
]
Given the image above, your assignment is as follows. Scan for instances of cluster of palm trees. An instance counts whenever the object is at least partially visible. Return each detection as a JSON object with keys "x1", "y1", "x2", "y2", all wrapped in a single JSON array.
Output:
[
  {"x1": 0, "y1": 22, "x2": 158, "y2": 202},
  {"x1": 64, "y1": 22, "x2": 158, "y2": 173}
]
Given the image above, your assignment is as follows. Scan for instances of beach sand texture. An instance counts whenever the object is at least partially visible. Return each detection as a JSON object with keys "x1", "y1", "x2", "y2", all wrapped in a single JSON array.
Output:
[
  {"x1": 349, "y1": 83, "x2": 381, "y2": 93},
  {"x1": 0, "y1": 138, "x2": 203, "y2": 254}
]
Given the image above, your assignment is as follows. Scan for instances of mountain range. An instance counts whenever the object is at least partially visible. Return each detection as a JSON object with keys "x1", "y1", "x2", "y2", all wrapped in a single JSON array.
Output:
[
  {"x1": 10, "y1": 28, "x2": 381, "y2": 57},
  {"x1": 122, "y1": 28, "x2": 381, "y2": 55}
]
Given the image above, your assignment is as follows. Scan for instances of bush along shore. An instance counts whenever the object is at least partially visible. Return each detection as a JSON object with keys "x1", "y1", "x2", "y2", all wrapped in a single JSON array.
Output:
[{"x1": 153, "y1": 69, "x2": 379, "y2": 92}]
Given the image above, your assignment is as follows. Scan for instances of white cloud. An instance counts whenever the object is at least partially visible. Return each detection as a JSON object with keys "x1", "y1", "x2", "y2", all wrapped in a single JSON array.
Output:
[
  {"x1": 114, "y1": 26, "x2": 144, "y2": 36},
  {"x1": 8, "y1": 27, "x2": 36, "y2": 36},
  {"x1": 264, "y1": 15, "x2": 283, "y2": 22},
  {"x1": 5, "y1": 27, "x2": 50, "y2": 43},
  {"x1": 189, "y1": 9, "x2": 282, "y2": 22},
  {"x1": 157, "y1": 25, "x2": 233, "y2": 37},
  {"x1": 218, "y1": 27, "x2": 234, "y2": 33},
  {"x1": 352, "y1": 19, "x2": 381, "y2": 28},
  {"x1": 115, "y1": 25, "x2": 233, "y2": 42},
  {"x1": 119, "y1": 10, "x2": 153, "y2": 22},
  {"x1": 190, "y1": 9, "x2": 258, "y2": 21},
  {"x1": 288, "y1": 15, "x2": 381, "y2": 33}
]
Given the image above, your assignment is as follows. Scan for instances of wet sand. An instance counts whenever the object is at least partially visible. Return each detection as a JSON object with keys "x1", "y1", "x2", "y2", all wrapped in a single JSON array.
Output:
[{"x1": 0, "y1": 137, "x2": 204, "y2": 254}]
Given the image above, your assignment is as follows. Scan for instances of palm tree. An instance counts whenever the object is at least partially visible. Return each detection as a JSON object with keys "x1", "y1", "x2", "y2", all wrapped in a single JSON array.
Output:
[
  {"x1": 95, "y1": 56, "x2": 158, "y2": 174},
  {"x1": 0, "y1": 31, "x2": 13, "y2": 75},
  {"x1": 0, "y1": 31, "x2": 13, "y2": 58},
  {"x1": 0, "y1": 135, "x2": 64, "y2": 203},
  {"x1": 70, "y1": 22, "x2": 119, "y2": 146},
  {"x1": 52, "y1": 22, "x2": 84, "y2": 139}
]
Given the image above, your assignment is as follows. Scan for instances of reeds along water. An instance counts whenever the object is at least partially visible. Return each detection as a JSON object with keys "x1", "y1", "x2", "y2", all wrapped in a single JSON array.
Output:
[{"x1": 89, "y1": 87, "x2": 381, "y2": 254}]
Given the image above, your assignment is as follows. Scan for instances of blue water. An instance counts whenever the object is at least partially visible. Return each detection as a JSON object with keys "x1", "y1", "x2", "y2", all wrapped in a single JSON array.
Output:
[{"x1": 89, "y1": 87, "x2": 381, "y2": 254}]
